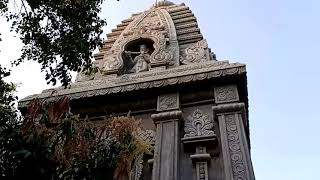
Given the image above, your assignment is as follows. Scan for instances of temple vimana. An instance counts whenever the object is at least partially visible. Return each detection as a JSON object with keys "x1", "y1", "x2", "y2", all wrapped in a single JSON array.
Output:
[{"x1": 20, "y1": 1, "x2": 255, "y2": 180}]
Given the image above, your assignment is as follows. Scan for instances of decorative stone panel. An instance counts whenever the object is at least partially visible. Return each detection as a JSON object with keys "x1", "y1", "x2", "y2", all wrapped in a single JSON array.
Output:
[
  {"x1": 180, "y1": 39, "x2": 210, "y2": 65},
  {"x1": 214, "y1": 85, "x2": 239, "y2": 104},
  {"x1": 181, "y1": 108, "x2": 216, "y2": 180},
  {"x1": 212, "y1": 103, "x2": 255, "y2": 180},
  {"x1": 184, "y1": 109, "x2": 214, "y2": 138},
  {"x1": 157, "y1": 93, "x2": 179, "y2": 111}
]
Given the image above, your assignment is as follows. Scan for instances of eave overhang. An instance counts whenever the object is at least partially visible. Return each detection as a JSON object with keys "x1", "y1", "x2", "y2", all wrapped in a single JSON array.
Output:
[{"x1": 19, "y1": 61, "x2": 246, "y2": 107}]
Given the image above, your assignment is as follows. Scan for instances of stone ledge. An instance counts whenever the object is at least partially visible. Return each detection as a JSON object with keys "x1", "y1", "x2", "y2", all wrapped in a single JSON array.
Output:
[
  {"x1": 19, "y1": 61, "x2": 246, "y2": 107},
  {"x1": 181, "y1": 135, "x2": 216, "y2": 145},
  {"x1": 212, "y1": 103, "x2": 245, "y2": 114},
  {"x1": 151, "y1": 110, "x2": 182, "y2": 122}
]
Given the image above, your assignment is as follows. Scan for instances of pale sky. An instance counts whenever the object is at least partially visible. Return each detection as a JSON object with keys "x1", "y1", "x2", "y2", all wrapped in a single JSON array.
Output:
[{"x1": 1, "y1": 0, "x2": 320, "y2": 179}]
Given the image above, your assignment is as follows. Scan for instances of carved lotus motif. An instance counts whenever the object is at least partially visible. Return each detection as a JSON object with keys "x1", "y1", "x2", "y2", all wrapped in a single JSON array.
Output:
[{"x1": 184, "y1": 109, "x2": 214, "y2": 138}]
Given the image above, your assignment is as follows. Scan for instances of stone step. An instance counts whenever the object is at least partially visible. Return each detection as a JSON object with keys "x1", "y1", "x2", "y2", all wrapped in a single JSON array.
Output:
[
  {"x1": 116, "y1": 22, "x2": 130, "y2": 28},
  {"x1": 171, "y1": 12, "x2": 194, "y2": 20},
  {"x1": 111, "y1": 25, "x2": 126, "y2": 33},
  {"x1": 169, "y1": 9, "x2": 192, "y2": 16},
  {"x1": 176, "y1": 27, "x2": 200, "y2": 35},
  {"x1": 178, "y1": 38, "x2": 203, "y2": 45},
  {"x1": 175, "y1": 22, "x2": 198, "y2": 30},
  {"x1": 173, "y1": 16, "x2": 197, "y2": 25},
  {"x1": 106, "y1": 31, "x2": 122, "y2": 38},
  {"x1": 167, "y1": 6, "x2": 189, "y2": 13},
  {"x1": 178, "y1": 33, "x2": 203, "y2": 42}
]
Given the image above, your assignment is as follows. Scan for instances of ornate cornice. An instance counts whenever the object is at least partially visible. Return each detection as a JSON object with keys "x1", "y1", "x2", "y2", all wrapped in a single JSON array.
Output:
[{"x1": 19, "y1": 61, "x2": 246, "y2": 107}]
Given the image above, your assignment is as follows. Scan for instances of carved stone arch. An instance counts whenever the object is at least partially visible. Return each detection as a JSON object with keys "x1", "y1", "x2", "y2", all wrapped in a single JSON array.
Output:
[
  {"x1": 117, "y1": 33, "x2": 164, "y2": 70},
  {"x1": 102, "y1": 8, "x2": 179, "y2": 75},
  {"x1": 120, "y1": 37, "x2": 155, "y2": 74}
]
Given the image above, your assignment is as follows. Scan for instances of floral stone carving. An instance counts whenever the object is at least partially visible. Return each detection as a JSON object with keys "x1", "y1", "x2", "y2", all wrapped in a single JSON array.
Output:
[
  {"x1": 184, "y1": 109, "x2": 214, "y2": 138},
  {"x1": 180, "y1": 39, "x2": 210, "y2": 65}
]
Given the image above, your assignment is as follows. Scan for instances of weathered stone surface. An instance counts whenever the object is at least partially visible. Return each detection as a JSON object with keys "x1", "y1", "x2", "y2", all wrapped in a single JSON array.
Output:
[
  {"x1": 213, "y1": 103, "x2": 255, "y2": 180},
  {"x1": 19, "y1": 1, "x2": 254, "y2": 180},
  {"x1": 157, "y1": 93, "x2": 179, "y2": 111},
  {"x1": 214, "y1": 85, "x2": 239, "y2": 104},
  {"x1": 152, "y1": 93, "x2": 181, "y2": 180},
  {"x1": 19, "y1": 61, "x2": 245, "y2": 107}
]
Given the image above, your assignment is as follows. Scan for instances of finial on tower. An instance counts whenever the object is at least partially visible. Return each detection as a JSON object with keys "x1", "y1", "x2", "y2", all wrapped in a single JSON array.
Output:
[{"x1": 153, "y1": 0, "x2": 175, "y2": 8}]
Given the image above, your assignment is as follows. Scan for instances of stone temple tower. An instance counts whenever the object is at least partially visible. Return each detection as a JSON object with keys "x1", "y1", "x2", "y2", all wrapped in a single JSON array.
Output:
[{"x1": 20, "y1": 1, "x2": 255, "y2": 180}]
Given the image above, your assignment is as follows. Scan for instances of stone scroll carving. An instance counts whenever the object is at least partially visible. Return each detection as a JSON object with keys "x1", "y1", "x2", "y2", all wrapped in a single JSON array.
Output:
[
  {"x1": 213, "y1": 103, "x2": 255, "y2": 180},
  {"x1": 214, "y1": 85, "x2": 239, "y2": 104},
  {"x1": 224, "y1": 114, "x2": 247, "y2": 180},
  {"x1": 102, "y1": 8, "x2": 179, "y2": 74},
  {"x1": 157, "y1": 93, "x2": 179, "y2": 111},
  {"x1": 180, "y1": 39, "x2": 210, "y2": 65},
  {"x1": 184, "y1": 109, "x2": 214, "y2": 138}
]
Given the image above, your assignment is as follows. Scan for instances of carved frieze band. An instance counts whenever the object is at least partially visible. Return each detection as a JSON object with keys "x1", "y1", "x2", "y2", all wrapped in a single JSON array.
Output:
[
  {"x1": 213, "y1": 103, "x2": 255, "y2": 180},
  {"x1": 214, "y1": 85, "x2": 239, "y2": 104},
  {"x1": 224, "y1": 114, "x2": 248, "y2": 180},
  {"x1": 157, "y1": 93, "x2": 179, "y2": 111},
  {"x1": 20, "y1": 62, "x2": 246, "y2": 106}
]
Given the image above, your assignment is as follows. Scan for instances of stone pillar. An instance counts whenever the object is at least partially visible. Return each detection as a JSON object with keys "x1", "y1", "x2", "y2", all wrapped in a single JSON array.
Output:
[
  {"x1": 151, "y1": 93, "x2": 181, "y2": 180},
  {"x1": 181, "y1": 109, "x2": 216, "y2": 180},
  {"x1": 190, "y1": 146, "x2": 211, "y2": 180},
  {"x1": 212, "y1": 103, "x2": 255, "y2": 180}
]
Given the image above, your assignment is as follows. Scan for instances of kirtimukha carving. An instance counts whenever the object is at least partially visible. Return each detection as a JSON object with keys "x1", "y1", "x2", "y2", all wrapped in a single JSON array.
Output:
[
  {"x1": 125, "y1": 44, "x2": 151, "y2": 73},
  {"x1": 184, "y1": 109, "x2": 214, "y2": 138}
]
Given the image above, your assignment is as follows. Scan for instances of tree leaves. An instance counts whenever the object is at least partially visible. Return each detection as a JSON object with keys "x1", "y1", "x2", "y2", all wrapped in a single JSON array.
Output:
[
  {"x1": 0, "y1": 97, "x2": 152, "y2": 179},
  {"x1": 1, "y1": 0, "x2": 108, "y2": 87}
]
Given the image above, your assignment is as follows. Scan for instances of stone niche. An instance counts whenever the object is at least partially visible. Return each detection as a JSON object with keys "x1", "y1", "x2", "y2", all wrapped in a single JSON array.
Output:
[
  {"x1": 19, "y1": 1, "x2": 255, "y2": 180},
  {"x1": 120, "y1": 38, "x2": 155, "y2": 74}
]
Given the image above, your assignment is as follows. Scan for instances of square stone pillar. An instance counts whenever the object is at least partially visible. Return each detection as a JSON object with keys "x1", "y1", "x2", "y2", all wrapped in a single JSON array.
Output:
[
  {"x1": 151, "y1": 93, "x2": 181, "y2": 180},
  {"x1": 181, "y1": 108, "x2": 217, "y2": 180},
  {"x1": 212, "y1": 103, "x2": 255, "y2": 180}
]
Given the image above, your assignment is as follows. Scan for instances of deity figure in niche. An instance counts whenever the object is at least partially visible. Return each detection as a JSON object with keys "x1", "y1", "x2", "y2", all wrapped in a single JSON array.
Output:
[{"x1": 125, "y1": 44, "x2": 151, "y2": 73}]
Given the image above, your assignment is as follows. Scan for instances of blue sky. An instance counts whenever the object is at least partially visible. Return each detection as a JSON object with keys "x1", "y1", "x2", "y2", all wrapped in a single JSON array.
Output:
[{"x1": 1, "y1": 0, "x2": 320, "y2": 179}]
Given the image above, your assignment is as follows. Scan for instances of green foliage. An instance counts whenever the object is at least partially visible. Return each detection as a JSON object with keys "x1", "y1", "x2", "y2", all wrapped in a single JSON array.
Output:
[
  {"x1": 0, "y1": 0, "x2": 120, "y2": 87},
  {"x1": 0, "y1": 65, "x2": 18, "y2": 129},
  {"x1": 0, "y1": 97, "x2": 152, "y2": 179},
  {"x1": 0, "y1": 1, "x2": 153, "y2": 179}
]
